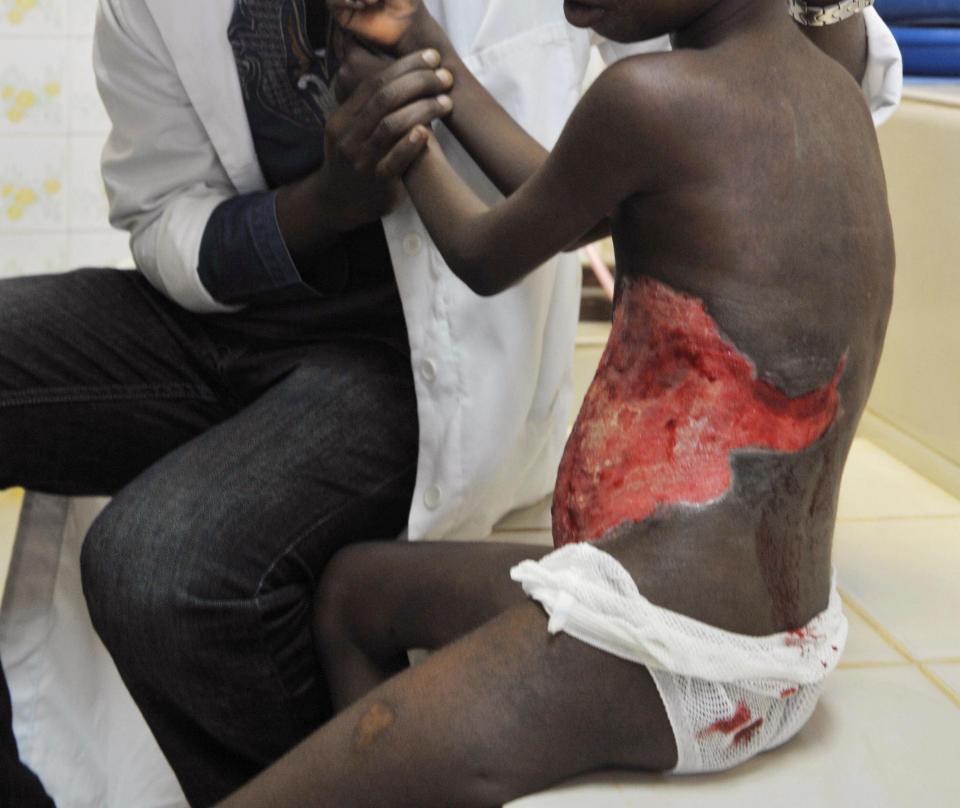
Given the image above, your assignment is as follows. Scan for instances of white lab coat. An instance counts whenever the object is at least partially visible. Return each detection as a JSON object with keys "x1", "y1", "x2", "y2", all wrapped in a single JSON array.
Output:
[{"x1": 1, "y1": 2, "x2": 903, "y2": 805}]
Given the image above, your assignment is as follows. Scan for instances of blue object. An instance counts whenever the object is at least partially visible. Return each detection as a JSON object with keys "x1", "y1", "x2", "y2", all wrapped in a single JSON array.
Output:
[
  {"x1": 876, "y1": 0, "x2": 960, "y2": 24},
  {"x1": 890, "y1": 27, "x2": 960, "y2": 76}
]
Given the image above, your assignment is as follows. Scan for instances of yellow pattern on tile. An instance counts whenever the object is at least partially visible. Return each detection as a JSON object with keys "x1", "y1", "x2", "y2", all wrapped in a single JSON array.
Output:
[
  {"x1": 3, "y1": 179, "x2": 59, "y2": 221},
  {"x1": 2, "y1": 81, "x2": 60, "y2": 123},
  {"x1": 4, "y1": 0, "x2": 37, "y2": 26}
]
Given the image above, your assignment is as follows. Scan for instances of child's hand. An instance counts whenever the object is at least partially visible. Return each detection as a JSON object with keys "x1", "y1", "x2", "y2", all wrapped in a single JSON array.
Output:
[
  {"x1": 328, "y1": 0, "x2": 424, "y2": 50},
  {"x1": 332, "y1": 30, "x2": 394, "y2": 103}
]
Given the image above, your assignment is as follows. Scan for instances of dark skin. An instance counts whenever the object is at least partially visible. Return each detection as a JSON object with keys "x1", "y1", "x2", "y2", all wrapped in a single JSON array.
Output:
[
  {"x1": 220, "y1": 1, "x2": 893, "y2": 806},
  {"x1": 272, "y1": 42, "x2": 456, "y2": 257}
]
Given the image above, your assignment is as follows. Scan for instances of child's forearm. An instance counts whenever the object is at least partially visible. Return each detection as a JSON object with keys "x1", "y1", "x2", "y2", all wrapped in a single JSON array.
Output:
[
  {"x1": 404, "y1": 135, "x2": 515, "y2": 296},
  {"x1": 399, "y1": 20, "x2": 548, "y2": 197}
]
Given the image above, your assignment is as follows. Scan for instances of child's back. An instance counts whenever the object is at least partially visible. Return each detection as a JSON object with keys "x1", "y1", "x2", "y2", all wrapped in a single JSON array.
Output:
[{"x1": 553, "y1": 8, "x2": 894, "y2": 636}]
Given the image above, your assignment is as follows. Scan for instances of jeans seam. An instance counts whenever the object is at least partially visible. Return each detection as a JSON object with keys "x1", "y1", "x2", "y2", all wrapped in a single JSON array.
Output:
[
  {"x1": 252, "y1": 459, "x2": 417, "y2": 700},
  {"x1": 254, "y1": 459, "x2": 418, "y2": 600},
  {"x1": 0, "y1": 383, "x2": 218, "y2": 409}
]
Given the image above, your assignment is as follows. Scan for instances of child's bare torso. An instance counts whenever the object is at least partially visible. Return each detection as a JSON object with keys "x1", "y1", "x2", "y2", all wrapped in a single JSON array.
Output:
[{"x1": 554, "y1": 30, "x2": 894, "y2": 635}]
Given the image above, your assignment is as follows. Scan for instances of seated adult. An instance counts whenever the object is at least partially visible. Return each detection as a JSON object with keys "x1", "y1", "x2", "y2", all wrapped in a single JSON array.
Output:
[{"x1": 219, "y1": 0, "x2": 895, "y2": 805}]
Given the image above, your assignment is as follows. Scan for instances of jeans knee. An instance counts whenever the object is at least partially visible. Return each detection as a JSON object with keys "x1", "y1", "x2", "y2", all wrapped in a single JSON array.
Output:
[
  {"x1": 81, "y1": 505, "x2": 135, "y2": 642},
  {"x1": 80, "y1": 503, "x2": 184, "y2": 654}
]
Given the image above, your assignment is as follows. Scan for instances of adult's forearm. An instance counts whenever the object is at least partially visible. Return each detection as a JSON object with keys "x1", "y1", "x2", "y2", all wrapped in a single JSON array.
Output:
[
  {"x1": 801, "y1": 14, "x2": 869, "y2": 84},
  {"x1": 275, "y1": 172, "x2": 346, "y2": 256}
]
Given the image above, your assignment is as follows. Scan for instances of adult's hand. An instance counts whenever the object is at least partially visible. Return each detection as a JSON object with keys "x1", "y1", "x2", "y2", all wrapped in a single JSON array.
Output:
[{"x1": 277, "y1": 48, "x2": 453, "y2": 254}]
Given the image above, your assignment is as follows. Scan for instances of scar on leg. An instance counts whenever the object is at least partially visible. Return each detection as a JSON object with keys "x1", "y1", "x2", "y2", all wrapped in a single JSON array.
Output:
[
  {"x1": 554, "y1": 276, "x2": 846, "y2": 546},
  {"x1": 352, "y1": 700, "x2": 398, "y2": 752}
]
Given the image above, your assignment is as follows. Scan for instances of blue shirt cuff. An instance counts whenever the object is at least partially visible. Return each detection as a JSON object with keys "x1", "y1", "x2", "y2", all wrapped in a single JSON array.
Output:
[{"x1": 198, "y1": 191, "x2": 304, "y2": 305}]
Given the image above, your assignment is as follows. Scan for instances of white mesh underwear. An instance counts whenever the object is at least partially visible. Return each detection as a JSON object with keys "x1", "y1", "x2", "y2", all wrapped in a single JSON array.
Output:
[{"x1": 511, "y1": 543, "x2": 847, "y2": 774}]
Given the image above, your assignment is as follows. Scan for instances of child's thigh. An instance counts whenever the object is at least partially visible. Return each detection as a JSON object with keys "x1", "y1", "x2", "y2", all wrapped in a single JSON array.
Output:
[
  {"x1": 316, "y1": 540, "x2": 549, "y2": 651},
  {"x1": 248, "y1": 601, "x2": 678, "y2": 808},
  {"x1": 407, "y1": 603, "x2": 679, "y2": 789}
]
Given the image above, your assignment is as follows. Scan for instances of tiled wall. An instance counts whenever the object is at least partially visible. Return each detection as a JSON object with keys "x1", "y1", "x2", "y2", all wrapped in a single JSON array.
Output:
[{"x1": 0, "y1": 0, "x2": 132, "y2": 280}]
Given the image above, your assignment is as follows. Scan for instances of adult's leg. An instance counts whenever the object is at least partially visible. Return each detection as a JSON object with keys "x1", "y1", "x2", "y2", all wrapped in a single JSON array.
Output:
[
  {"x1": 223, "y1": 597, "x2": 678, "y2": 808},
  {"x1": 0, "y1": 269, "x2": 231, "y2": 494},
  {"x1": 81, "y1": 340, "x2": 418, "y2": 807},
  {"x1": 0, "y1": 269, "x2": 234, "y2": 805}
]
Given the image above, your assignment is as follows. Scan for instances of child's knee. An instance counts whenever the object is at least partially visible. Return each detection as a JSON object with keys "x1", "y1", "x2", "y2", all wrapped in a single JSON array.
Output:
[{"x1": 314, "y1": 543, "x2": 388, "y2": 654}]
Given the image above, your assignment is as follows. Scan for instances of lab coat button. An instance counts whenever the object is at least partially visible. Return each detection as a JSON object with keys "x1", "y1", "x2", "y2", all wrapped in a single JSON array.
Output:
[
  {"x1": 424, "y1": 485, "x2": 442, "y2": 510},
  {"x1": 403, "y1": 233, "x2": 423, "y2": 256},
  {"x1": 420, "y1": 358, "x2": 438, "y2": 383}
]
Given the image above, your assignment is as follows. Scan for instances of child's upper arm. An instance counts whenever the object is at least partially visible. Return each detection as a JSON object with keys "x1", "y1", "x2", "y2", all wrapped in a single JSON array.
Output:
[
  {"x1": 405, "y1": 56, "x2": 679, "y2": 296},
  {"x1": 534, "y1": 57, "x2": 678, "y2": 238}
]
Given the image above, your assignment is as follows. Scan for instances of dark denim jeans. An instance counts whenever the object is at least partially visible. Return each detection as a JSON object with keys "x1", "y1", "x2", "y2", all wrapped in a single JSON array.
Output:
[{"x1": 0, "y1": 268, "x2": 418, "y2": 806}]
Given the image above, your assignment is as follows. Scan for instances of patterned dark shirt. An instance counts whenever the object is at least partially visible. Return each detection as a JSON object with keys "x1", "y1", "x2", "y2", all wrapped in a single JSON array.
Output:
[{"x1": 199, "y1": 0, "x2": 396, "y2": 306}]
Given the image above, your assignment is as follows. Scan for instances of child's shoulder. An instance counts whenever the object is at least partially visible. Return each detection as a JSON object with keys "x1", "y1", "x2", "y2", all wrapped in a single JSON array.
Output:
[{"x1": 578, "y1": 50, "x2": 739, "y2": 181}]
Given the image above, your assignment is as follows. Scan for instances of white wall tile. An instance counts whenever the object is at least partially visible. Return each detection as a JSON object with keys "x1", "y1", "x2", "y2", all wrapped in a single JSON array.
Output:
[
  {"x1": 0, "y1": 40, "x2": 67, "y2": 133},
  {"x1": 67, "y1": 37, "x2": 108, "y2": 132},
  {"x1": 0, "y1": 0, "x2": 67, "y2": 36},
  {"x1": 0, "y1": 134, "x2": 67, "y2": 230},
  {"x1": 0, "y1": 0, "x2": 130, "y2": 275},
  {"x1": 0, "y1": 231, "x2": 67, "y2": 277},
  {"x1": 68, "y1": 134, "x2": 110, "y2": 228},
  {"x1": 68, "y1": 230, "x2": 132, "y2": 269},
  {"x1": 68, "y1": 0, "x2": 99, "y2": 38}
]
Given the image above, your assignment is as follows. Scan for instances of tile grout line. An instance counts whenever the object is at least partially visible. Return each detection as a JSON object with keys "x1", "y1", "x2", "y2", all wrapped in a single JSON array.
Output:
[
  {"x1": 839, "y1": 589, "x2": 960, "y2": 708},
  {"x1": 838, "y1": 589, "x2": 916, "y2": 664},
  {"x1": 922, "y1": 658, "x2": 960, "y2": 665},
  {"x1": 916, "y1": 665, "x2": 960, "y2": 709},
  {"x1": 837, "y1": 661, "x2": 912, "y2": 670}
]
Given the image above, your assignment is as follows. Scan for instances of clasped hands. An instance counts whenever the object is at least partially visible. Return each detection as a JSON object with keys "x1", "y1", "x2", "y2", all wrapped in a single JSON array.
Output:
[{"x1": 316, "y1": 0, "x2": 450, "y2": 231}]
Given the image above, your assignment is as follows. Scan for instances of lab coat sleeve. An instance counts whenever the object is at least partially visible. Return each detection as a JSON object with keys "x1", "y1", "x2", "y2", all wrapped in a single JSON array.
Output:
[
  {"x1": 592, "y1": 8, "x2": 903, "y2": 127},
  {"x1": 94, "y1": 0, "x2": 241, "y2": 313},
  {"x1": 861, "y1": 6, "x2": 903, "y2": 126}
]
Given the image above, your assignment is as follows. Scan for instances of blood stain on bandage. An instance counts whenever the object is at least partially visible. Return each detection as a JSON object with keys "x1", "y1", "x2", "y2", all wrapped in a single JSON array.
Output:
[
  {"x1": 553, "y1": 276, "x2": 844, "y2": 547},
  {"x1": 780, "y1": 687, "x2": 799, "y2": 699},
  {"x1": 732, "y1": 718, "x2": 765, "y2": 746},
  {"x1": 785, "y1": 629, "x2": 810, "y2": 648},
  {"x1": 698, "y1": 702, "x2": 753, "y2": 739}
]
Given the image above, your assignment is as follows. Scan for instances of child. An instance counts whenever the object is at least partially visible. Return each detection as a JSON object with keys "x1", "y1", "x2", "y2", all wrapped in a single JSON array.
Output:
[{"x1": 221, "y1": 0, "x2": 893, "y2": 805}]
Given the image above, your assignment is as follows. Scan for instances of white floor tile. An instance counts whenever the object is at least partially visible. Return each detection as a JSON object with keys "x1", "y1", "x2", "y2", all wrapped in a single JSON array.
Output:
[
  {"x1": 927, "y1": 664, "x2": 960, "y2": 701},
  {"x1": 837, "y1": 438, "x2": 960, "y2": 521},
  {"x1": 840, "y1": 603, "x2": 906, "y2": 665},
  {"x1": 509, "y1": 774, "x2": 629, "y2": 808},
  {"x1": 834, "y1": 518, "x2": 960, "y2": 660},
  {"x1": 570, "y1": 667, "x2": 960, "y2": 807}
]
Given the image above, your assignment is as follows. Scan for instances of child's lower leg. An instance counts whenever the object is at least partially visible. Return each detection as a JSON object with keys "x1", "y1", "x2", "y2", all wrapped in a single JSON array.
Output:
[{"x1": 314, "y1": 540, "x2": 548, "y2": 710}]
